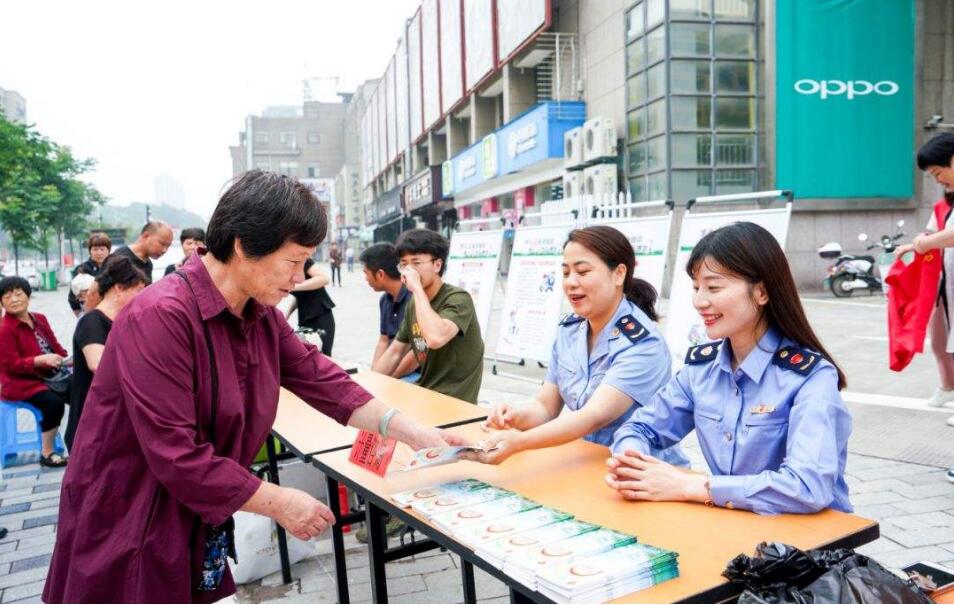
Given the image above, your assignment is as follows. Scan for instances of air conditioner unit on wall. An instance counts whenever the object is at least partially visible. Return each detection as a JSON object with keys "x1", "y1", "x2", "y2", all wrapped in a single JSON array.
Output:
[
  {"x1": 564, "y1": 127, "x2": 584, "y2": 170},
  {"x1": 562, "y1": 171, "x2": 584, "y2": 199},
  {"x1": 584, "y1": 164, "x2": 618, "y2": 200},
  {"x1": 583, "y1": 117, "x2": 618, "y2": 162}
]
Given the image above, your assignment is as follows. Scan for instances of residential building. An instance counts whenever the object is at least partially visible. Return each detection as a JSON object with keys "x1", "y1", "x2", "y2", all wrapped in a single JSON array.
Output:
[{"x1": 0, "y1": 86, "x2": 27, "y2": 123}]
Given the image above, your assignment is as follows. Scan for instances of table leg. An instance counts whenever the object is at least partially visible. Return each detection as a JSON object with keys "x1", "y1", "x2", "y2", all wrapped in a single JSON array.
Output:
[
  {"x1": 325, "y1": 475, "x2": 351, "y2": 604},
  {"x1": 365, "y1": 502, "x2": 389, "y2": 603},
  {"x1": 461, "y1": 559, "x2": 477, "y2": 603},
  {"x1": 266, "y1": 436, "x2": 293, "y2": 585},
  {"x1": 509, "y1": 586, "x2": 533, "y2": 603}
]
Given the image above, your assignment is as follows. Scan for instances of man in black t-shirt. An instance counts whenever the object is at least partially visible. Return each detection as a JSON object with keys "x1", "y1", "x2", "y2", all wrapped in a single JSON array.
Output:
[
  {"x1": 360, "y1": 243, "x2": 418, "y2": 379},
  {"x1": 112, "y1": 221, "x2": 173, "y2": 285}
]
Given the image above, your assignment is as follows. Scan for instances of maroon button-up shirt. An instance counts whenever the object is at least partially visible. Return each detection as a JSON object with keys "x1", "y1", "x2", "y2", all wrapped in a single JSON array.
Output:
[
  {"x1": 43, "y1": 253, "x2": 373, "y2": 604},
  {"x1": 0, "y1": 311, "x2": 68, "y2": 402}
]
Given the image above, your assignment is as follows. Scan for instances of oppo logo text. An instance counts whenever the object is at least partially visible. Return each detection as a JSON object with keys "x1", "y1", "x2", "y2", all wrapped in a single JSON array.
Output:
[{"x1": 794, "y1": 79, "x2": 899, "y2": 100}]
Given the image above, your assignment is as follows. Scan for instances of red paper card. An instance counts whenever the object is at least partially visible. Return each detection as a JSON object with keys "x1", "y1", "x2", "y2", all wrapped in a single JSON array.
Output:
[{"x1": 348, "y1": 430, "x2": 397, "y2": 476}]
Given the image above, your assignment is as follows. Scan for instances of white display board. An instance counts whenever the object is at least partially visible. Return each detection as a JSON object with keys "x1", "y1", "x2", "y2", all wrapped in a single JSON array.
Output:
[
  {"x1": 594, "y1": 213, "x2": 673, "y2": 296},
  {"x1": 421, "y1": 0, "x2": 442, "y2": 130},
  {"x1": 407, "y1": 12, "x2": 424, "y2": 142},
  {"x1": 495, "y1": 224, "x2": 572, "y2": 363},
  {"x1": 665, "y1": 206, "x2": 792, "y2": 369},
  {"x1": 444, "y1": 230, "x2": 505, "y2": 339},
  {"x1": 440, "y1": 0, "x2": 464, "y2": 111},
  {"x1": 497, "y1": 0, "x2": 548, "y2": 62},
  {"x1": 464, "y1": 0, "x2": 495, "y2": 91}
]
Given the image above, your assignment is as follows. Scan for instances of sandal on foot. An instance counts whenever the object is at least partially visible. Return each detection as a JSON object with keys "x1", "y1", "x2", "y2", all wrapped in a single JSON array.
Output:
[{"x1": 40, "y1": 453, "x2": 67, "y2": 468}]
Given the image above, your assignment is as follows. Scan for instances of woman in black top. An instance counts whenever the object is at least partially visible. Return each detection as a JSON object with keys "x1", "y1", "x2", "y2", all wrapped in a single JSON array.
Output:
[
  {"x1": 285, "y1": 258, "x2": 336, "y2": 355},
  {"x1": 65, "y1": 255, "x2": 147, "y2": 450}
]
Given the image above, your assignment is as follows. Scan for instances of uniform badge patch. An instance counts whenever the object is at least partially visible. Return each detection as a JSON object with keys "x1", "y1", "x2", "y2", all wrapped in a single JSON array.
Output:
[
  {"x1": 615, "y1": 314, "x2": 648, "y2": 344},
  {"x1": 559, "y1": 313, "x2": 585, "y2": 326},
  {"x1": 773, "y1": 347, "x2": 819, "y2": 375},
  {"x1": 684, "y1": 341, "x2": 721, "y2": 364}
]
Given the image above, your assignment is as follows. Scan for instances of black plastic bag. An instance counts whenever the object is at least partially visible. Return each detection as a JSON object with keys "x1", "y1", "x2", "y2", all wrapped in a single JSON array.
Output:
[{"x1": 722, "y1": 542, "x2": 933, "y2": 604}]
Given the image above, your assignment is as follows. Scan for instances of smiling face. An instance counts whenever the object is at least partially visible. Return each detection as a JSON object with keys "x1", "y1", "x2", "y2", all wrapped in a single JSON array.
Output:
[
  {"x1": 691, "y1": 256, "x2": 767, "y2": 341},
  {"x1": 561, "y1": 241, "x2": 626, "y2": 319},
  {"x1": 0, "y1": 287, "x2": 29, "y2": 316},
  {"x1": 927, "y1": 158, "x2": 954, "y2": 190},
  {"x1": 232, "y1": 239, "x2": 314, "y2": 307},
  {"x1": 182, "y1": 237, "x2": 203, "y2": 260}
]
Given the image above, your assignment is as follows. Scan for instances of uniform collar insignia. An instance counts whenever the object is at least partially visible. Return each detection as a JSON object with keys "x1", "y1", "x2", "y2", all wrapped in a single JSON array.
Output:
[
  {"x1": 614, "y1": 314, "x2": 648, "y2": 344},
  {"x1": 772, "y1": 346, "x2": 819, "y2": 375},
  {"x1": 560, "y1": 313, "x2": 585, "y2": 326},
  {"x1": 684, "y1": 341, "x2": 722, "y2": 364}
]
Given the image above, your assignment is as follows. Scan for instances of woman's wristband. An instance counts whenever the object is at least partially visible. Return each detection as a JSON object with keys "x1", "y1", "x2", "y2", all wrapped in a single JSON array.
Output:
[{"x1": 379, "y1": 407, "x2": 399, "y2": 439}]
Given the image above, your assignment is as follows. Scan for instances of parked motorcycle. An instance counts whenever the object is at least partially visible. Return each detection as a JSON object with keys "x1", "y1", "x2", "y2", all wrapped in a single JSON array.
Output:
[{"x1": 818, "y1": 220, "x2": 905, "y2": 297}]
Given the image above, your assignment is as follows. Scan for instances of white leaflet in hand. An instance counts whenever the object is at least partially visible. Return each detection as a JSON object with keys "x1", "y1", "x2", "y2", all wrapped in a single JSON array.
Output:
[{"x1": 395, "y1": 443, "x2": 500, "y2": 473}]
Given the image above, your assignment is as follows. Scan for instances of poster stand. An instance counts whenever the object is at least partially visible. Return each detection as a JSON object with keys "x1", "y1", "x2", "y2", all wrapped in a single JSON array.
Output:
[{"x1": 665, "y1": 189, "x2": 794, "y2": 369}]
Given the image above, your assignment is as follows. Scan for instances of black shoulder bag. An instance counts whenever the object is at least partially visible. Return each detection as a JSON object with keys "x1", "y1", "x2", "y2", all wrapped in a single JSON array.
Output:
[{"x1": 175, "y1": 271, "x2": 237, "y2": 591}]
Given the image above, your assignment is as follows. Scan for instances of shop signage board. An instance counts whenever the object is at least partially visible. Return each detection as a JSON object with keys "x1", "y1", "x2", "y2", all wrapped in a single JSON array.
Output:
[
  {"x1": 590, "y1": 214, "x2": 672, "y2": 295},
  {"x1": 665, "y1": 206, "x2": 792, "y2": 369},
  {"x1": 444, "y1": 229, "x2": 505, "y2": 339},
  {"x1": 495, "y1": 224, "x2": 572, "y2": 362}
]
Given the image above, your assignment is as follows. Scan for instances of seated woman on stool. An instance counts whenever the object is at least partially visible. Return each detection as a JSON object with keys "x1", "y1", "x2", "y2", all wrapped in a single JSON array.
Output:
[
  {"x1": 0, "y1": 276, "x2": 69, "y2": 467},
  {"x1": 608, "y1": 222, "x2": 852, "y2": 515}
]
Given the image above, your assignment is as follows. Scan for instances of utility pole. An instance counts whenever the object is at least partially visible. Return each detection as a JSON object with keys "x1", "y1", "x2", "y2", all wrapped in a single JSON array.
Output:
[{"x1": 146, "y1": 204, "x2": 152, "y2": 224}]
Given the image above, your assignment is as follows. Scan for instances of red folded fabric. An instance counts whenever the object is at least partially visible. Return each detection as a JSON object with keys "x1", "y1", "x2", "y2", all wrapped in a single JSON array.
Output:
[{"x1": 886, "y1": 251, "x2": 942, "y2": 371}]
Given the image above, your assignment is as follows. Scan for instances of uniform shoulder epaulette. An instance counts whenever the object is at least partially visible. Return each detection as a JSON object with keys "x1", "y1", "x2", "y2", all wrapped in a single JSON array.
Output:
[
  {"x1": 684, "y1": 341, "x2": 721, "y2": 364},
  {"x1": 614, "y1": 314, "x2": 649, "y2": 344},
  {"x1": 773, "y1": 346, "x2": 821, "y2": 375},
  {"x1": 559, "y1": 313, "x2": 585, "y2": 326}
]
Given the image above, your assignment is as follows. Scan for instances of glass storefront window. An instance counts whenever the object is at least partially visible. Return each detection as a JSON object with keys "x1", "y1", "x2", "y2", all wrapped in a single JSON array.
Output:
[
  {"x1": 715, "y1": 97, "x2": 755, "y2": 129},
  {"x1": 715, "y1": 134, "x2": 754, "y2": 165},
  {"x1": 670, "y1": 0, "x2": 710, "y2": 19},
  {"x1": 627, "y1": 2, "x2": 645, "y2": 40},
  {"x1": 671, "y1": 60, "x2": 711, "y2": 94},
  {"x1": 647, "y1": 62, "x2": 666, "y2": 99},
  {"x1": 715, "y1": 169, "x2": 756, "y2": 194},
  {"x1": 646, "y1": 99, "x2": 667, "y2": 137},
  {"x1": 672, "y1": 96, "x2": 711, "y2": 130},
  {"x1": 647, "y1": 26, "x2": 666, "y2": 65},
  {"x1": 628, "y1": 108, "x2": 647, "y2": 141},
  {"x1": 629, "y1": 175, "x2": 648, "y2": 202},
  {"x1": 646, "y1": 0, "x2": 665, "y2": 28},
  {"x1": 672, "y1": 169, "x2": 713, "y2": 199},
  {"x1": 672, "y1": 134, "x2": 712, "y2": 167},
  {"x1": 647, "y1": 135, "x2": 667, "y2": 171},
  {"x1": 671, "y1": 23, "x2": 710, "y2": 56},
  {"x1": 714, "y1": 24, "x2": 755, "y2": 57},
  {"x1": 629, "y1": 143, "x2": 647, "y2": 175},
  {"x1": 627, "y1": 71, "x2": 647, "y2": 108},
  {"x1": 627, "y1": 37, "x2": 646, "y2": 73},
  {"x1": 647, "y1": 171, "x2": 668, "y2": 200},
  {"x1": 714, "y1": 0, "x2": 754, "y2": 21},
  {"x1": 715, "y1": 61, "x2": 755, "y2": 93}
]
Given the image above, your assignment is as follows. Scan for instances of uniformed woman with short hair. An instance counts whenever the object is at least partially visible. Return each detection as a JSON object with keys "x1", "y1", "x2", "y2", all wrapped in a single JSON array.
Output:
[
  {"x1": 475, "y1": 225, "x2": 686, "y2": 466},
  {"x1": 608, "y1": 222, "x2": 852, "y2": 515}
]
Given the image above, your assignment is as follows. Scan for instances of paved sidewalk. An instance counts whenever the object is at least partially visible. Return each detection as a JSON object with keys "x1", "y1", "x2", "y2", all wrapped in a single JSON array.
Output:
[{"x1": 4, "y1": 271, "x2": 954, "y2": 603}]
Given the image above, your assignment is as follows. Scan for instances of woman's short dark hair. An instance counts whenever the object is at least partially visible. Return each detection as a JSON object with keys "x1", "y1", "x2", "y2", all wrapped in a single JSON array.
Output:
[
  {"x1": 359, "y1": 243, "x2": 401, "y2": 279},
  {"x1": 180, "y1": 227, "x2": 206, "y2": 244},
  {"x1": 97, "y1": 255, "x2": 148, "y2": 296},
  {"x1": 396, "y1": 229, "x2": 450, "y2": 276},
  {"x1": 564, "y1": 226, "x2": 658, "y2": 322},
  {"x1": 687, "y1": 221, "x2": 846, "y2": 389},
  {"x1": 0, "y1": 276, "x2": 31, "y2": 299},
  {"x1": 205, "y1": 171, "x2": 327, "y2": 262},
  {"x1": 917, "y1": 133, "x2": 954, "y2": 170},
  {"x1": 87, "y1": 232, "x2": 112, "y2": 251}
]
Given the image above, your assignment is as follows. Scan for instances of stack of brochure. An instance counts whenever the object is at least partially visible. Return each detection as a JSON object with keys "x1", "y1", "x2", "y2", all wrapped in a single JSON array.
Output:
[
  {"x1": 535, "y1": 542, "x2": 680, "y2": 603},
  {"x1": 454, "y1": 506, "x2": 574, "y2": 549},
  {"x1": 390, "y1": 478, "x2": 491, "y2": 508},
  {"x1": 430, "y1": 495, "x2": 541, "y2": 534},
  {"x1": 475, "y1": 519, "x2": 600, "y2": 569},
  {"x1": 503, "y1": 527, "x2": 637, "y2": 590},
  {"x1": 409, "y1": 485, "x2": 513, "y2": 519}
]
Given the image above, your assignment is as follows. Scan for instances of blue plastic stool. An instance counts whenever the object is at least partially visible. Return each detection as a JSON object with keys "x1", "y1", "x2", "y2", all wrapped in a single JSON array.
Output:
[{"x1": 0, "y1": 400, "x2": 66, "y2": 468}]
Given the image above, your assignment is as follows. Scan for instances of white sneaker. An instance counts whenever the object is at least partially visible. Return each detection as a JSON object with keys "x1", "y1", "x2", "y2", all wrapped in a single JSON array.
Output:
[{"x1": 929, "y1": 388, "x2": 954, "y2": 408}]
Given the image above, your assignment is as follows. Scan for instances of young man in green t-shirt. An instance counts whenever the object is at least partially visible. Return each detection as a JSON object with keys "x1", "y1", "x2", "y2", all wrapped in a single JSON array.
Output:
[{"x1": 372, "y1": 229, "x2": 484, "y2": 403}]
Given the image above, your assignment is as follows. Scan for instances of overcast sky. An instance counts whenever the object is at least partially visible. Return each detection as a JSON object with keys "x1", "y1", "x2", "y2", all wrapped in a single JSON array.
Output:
[{"x1": 0, "y1": 0, "x2": 420, "y2": 218}]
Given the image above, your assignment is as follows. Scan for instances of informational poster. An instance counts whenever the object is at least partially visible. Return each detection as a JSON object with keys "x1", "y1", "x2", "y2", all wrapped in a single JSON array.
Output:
[
  {"x1": 407, "y1": 11, "x2": 424, "y2": 142},
  {"x1": 444, "y1": 229, "x2": 504, "y2": 339},
  {"x1": 495, "y1": 224, "x2": 572, "y2": 362},
  {"x1": 665, "y1": 206, "x2": 792, "y2": 369},
  {"x1": 496, "y1": 0, "x2": 548, "y2": 62},
  {"x1": 464, "y1": 0, "x2": 495, "y2": 91},
  {"x1": 595, "y1": 214, "x2": 672, "y2": 295},
  {"x1": 421, "y1": 0, "x2": 442, "y2": 130},
  {"x1": 439, "y1": 0, "x2": 464, "y2": 111}
]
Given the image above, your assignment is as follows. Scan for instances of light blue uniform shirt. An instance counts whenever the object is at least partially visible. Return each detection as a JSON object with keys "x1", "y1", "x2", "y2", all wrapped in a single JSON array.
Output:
[
  {"x1": 612, "y1": 327, "x2": 852, "y2": 515},
  {"x1": 545, "y1": 298, "x2": 688, "y2": 466}
]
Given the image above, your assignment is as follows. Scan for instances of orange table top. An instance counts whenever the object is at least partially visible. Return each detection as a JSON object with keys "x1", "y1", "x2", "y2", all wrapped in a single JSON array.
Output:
[
  {"x1": 313, "y1": 422, "x2": 878, "y2": 603},
  {"x1": 271, "y1": 371, "x2": 487, "y2": 457}
]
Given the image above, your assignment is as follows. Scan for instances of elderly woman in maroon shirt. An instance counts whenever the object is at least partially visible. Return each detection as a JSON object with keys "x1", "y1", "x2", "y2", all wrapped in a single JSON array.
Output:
[
  {"x1": 43, "y1": 171, "x2": 460, "y2": 604},
  {"x1": 0, "y1": 276, "x2": 69, "y2": 467}
]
